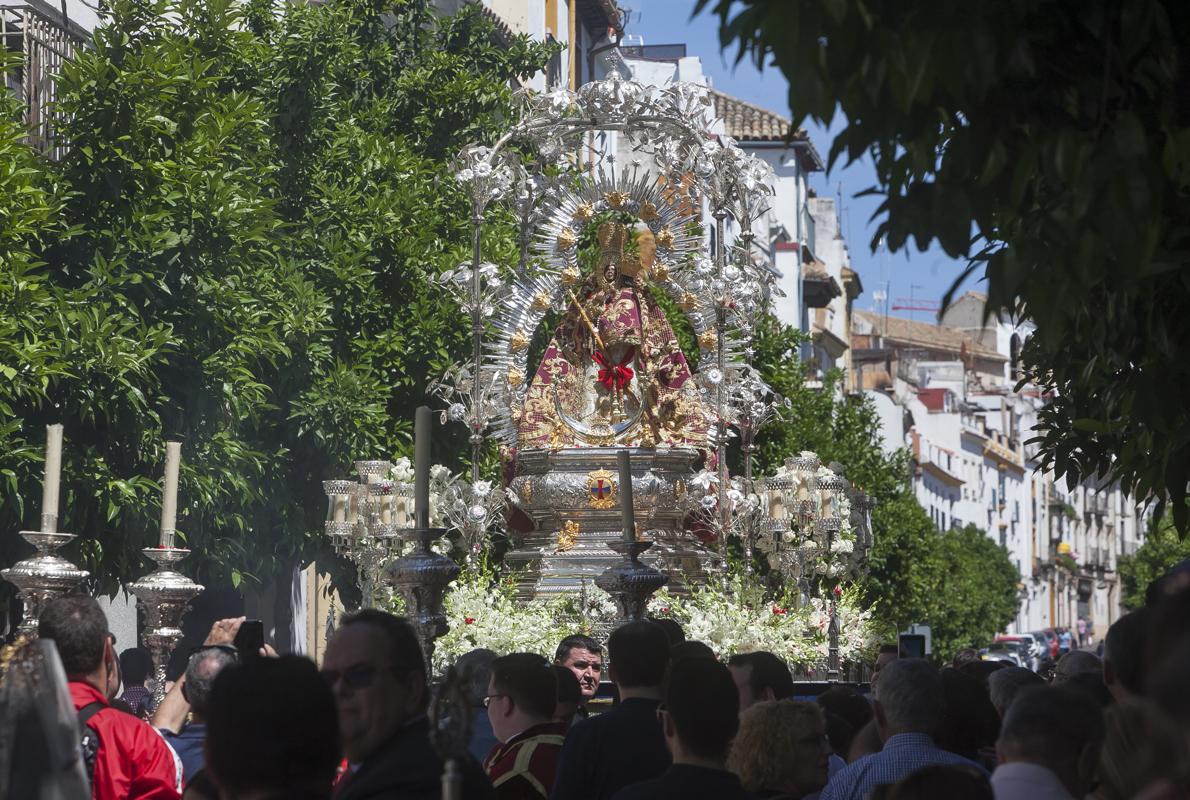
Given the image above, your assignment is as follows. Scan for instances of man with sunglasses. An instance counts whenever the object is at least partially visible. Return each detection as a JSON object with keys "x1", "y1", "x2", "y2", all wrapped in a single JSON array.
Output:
[{"x1": 324, "y1": 608, "x2": 494, "y2": 800}]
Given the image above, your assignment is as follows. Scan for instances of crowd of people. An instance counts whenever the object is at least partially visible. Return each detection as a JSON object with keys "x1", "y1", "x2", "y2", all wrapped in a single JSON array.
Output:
[{"x1": 1, "y1": 559, "x2": 1188, "y2": 800}]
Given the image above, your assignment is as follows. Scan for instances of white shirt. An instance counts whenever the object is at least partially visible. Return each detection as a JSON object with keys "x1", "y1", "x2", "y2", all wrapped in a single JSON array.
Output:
[{"x1": 991, "y1": 761, "x2": 1075, "y2": 800}]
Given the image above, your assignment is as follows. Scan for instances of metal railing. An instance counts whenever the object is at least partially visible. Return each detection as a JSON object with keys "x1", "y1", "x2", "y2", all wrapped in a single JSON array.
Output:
[
  {"x1": 793, "y1": 662, "x2": 872, "y2": 684},
  {"x1": 2, "y1": 3, "x2": 86, "y2": 160}
]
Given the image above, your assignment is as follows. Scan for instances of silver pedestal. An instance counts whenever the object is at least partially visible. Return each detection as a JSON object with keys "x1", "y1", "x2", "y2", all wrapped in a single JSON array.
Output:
[
  {"x1": 383, "y1": 527, "x2": 459, "y2": 669},
  {"x1": 128, "y1": 547, "x2": 204, "y2": 706},
  {"x1": 1, "y1": 530, "x2": 90, "y2": 636},
  {"x1": 506, "y1": 447, "x2": 710, "y2": 599},
  {"x1": 595, "y1": 540, "x2": 668, "y2": 622}
]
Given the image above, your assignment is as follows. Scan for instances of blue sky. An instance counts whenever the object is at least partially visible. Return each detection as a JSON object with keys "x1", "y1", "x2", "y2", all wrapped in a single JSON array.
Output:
[{"x1": 622, "y1": 0, "x2": 981, "y2": 320}]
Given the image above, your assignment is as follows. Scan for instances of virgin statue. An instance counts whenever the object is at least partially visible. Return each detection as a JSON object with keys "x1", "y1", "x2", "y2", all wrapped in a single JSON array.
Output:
[{"x1": 515, "y1": 221, "x2": 710, "y2": 457}]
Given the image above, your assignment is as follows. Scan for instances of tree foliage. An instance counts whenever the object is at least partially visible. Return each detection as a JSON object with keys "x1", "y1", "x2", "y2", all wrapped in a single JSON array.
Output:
[
  {"x1": 1118, "y1": 515, "x2": 1190, "y2": 609},
  {"x1": 749, "y1": 316, "x2": 1019, "y2": 660},
  {"x1": 0, "y1": 0, "x2": 554, "y2": 605},
  {"x1": 700, "y1": 0, "x2": 1190, "y2": 535}
]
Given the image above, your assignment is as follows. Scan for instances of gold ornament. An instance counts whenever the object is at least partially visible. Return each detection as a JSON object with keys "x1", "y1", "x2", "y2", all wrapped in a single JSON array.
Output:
[
  {"x1": 585, "y1": 468, "x2": 618, "y2": 510},
  {"x1": 652, "y1": 261, "x2": 670, "y2": 281},
  {"x1": 674, "y1": 480, "x2": 686, "y2": 500},
  {"x1": 638, "y1": 201, "x2": 659, "y2": 222},
  {"x1": 574, "y1": 202, "x2": 595, "y2": 221},
  {"x1": 698, "y1": 329, "x2": 718, "y2": 351},
  {"x1": 680, "y1": 292, "x2": 699, "y2": 311},
  {"x1": 520, "y1": 480, "x2": 533, "y2": 503},
  {"x1": 510, "y1": 329, "x2": 529, "y2": 353},
  {"x1": 557, "y1": 228, "x2": 578, "y2": 249},
  {"x1": 507, "y1": 368, "x2": 524, "y2": 388},
  {"x1": 561, "y1": 266, "x2": 581, "y2": 285},
  {"x1": 531, "y1": 291, "x2": 552, "y2": 311},
  {"x1": 604, "y1": 190, "x2": 631, "y2": 209},
  {"x1": 556, "y1": 520, "x2": 580, "y2": 552},
  {"x1": 655, "y1": 227, "x2": 675, "y2": 248}
]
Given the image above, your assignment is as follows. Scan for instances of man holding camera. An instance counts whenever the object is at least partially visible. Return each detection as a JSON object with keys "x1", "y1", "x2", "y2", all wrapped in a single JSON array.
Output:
[{"x1": 152, "y1": 617, "x2": 252, "y2": 784}]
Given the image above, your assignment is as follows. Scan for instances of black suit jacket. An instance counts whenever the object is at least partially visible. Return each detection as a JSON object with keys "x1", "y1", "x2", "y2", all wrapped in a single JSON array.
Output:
[
  {"x1": 609, "y1": 764, "x2": 750, "y2": 800},
  {"x1": 336, "y1": 717, "x2": 494, "y2": 800},
  {"x1": 549, "y1": 697, "x2": 670, "y2": 800}
]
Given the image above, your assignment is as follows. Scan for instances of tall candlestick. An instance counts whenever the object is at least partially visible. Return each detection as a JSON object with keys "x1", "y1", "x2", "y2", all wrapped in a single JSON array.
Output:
[
  {"x1": 160, "y1": 441, "x2": 182, "y2": 548},
  {"x1": 414, "y1": 406, "x2": 431, "y2": 529},
  {"x1": 618, "y1": 449, "x2": 635, "y2": 542},
  {"x1": 41, "y1": 424, "x2": 64, "y2": 532}
]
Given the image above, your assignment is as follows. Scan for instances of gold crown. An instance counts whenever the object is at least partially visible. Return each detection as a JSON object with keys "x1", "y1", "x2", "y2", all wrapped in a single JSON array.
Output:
[{"x1": 597, "y1": 222, "x2": 629, "y2": 258}]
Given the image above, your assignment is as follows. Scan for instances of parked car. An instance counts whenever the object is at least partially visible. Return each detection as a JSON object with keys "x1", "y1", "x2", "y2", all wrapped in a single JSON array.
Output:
[
  {"x1": 1032, "y1": 628, "x2": 1060, "y2": 660},
  {"x1": 996, "y1": 634, "x2": 1043, "y2": 671},
  {"x1": 981, "y1": 641, "x2": 1027, "y2": 667}
]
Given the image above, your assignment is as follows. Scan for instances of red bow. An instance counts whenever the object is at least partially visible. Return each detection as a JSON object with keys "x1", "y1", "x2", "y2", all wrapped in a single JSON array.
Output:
[{"x1": 594, "y1": 350, "x2": 634, "y2": 391}]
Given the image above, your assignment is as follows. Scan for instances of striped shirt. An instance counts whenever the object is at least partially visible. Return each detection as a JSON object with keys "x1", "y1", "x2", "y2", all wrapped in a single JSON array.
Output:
[{"x1": 819, "y1": 732, "x2": 987, "y2": 800}]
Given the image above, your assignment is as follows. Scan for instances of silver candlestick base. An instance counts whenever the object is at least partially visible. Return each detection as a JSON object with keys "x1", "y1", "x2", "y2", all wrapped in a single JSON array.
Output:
[
  {"x1": 596, "y1": 540, "x2": 668, "y2": 622},
  {"x1": 1, "y1": 530, "x2": 90, "y2": 636},
  {"x1": 128, "y1": 546, "x2": 204, "y2": 707},
  {"x1": 383, "y1": 527, "x2": 459, "y2": 670}
]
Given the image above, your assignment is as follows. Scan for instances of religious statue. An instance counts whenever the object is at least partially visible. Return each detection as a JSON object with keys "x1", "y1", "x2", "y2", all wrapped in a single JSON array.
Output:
[{"x1": 515, "y1": 221, "x2": 711, "y2": 457}]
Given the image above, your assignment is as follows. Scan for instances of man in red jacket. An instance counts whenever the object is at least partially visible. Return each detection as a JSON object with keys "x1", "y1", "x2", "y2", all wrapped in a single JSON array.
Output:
[{"x1": 39, "y1": 595, "x2": 182, "y2": 800}]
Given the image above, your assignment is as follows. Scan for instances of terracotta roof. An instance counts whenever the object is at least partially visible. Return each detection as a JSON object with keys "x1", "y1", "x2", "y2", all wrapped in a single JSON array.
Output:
[
  {"x1": 709, "y1": 89, "x2": 824, "y2": 168},
  {"x1": 917, "y1": 387, "x2": 951, "y2": 411},
  {"x1": 854, "y1": 310, "x2": 1006, "y2": 362}
]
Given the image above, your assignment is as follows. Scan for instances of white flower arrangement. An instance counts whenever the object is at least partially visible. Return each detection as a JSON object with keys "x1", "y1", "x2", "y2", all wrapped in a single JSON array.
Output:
[
  {"x1": 419, "y1": 567, "x2": 880, "y2": 674},
  {"x1": 429, "y1": 571, "x2": 567, "y2": 674}
]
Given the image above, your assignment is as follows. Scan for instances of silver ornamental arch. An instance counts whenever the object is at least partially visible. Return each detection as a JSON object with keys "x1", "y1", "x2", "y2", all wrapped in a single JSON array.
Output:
[{"x1": 435, "y1": 73, "x2": 780, "y2": 547}]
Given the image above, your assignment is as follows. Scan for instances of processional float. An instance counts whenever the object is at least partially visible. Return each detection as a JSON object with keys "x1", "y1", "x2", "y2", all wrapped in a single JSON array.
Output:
[{"x1": 324, "y1": 72, "x2": 875, "y2": 678}]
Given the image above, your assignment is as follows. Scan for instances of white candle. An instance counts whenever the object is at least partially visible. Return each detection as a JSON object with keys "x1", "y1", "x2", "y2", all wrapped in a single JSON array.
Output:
[
  {"x1": 333, "y1": 495, "x2": 347, "y2": 523},
  {"x1": 768, "y1": 488, "x2": 784, "y2": 521},
  {"x1": 41, "y1": 424, "x2": 64, "y2": 532},
  {"x1": 160, "y1": 441, "x2": 182, "y2": 546}
]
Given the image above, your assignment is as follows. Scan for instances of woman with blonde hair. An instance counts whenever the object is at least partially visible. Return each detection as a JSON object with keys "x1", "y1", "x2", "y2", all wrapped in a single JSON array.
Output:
[{"x1": 728, "y1": 700, "x2": 832, "y2": 799}]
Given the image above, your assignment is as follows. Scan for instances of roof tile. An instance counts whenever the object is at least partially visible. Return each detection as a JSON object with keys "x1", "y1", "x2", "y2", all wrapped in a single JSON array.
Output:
[{"x1": 854, "y1": 310, "x2": 1006, "y2": 362}]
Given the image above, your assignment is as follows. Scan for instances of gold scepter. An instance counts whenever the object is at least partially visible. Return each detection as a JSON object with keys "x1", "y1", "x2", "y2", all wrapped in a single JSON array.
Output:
[{"x1": 567, "y1": 288, "x2": 606, "y2": 353}]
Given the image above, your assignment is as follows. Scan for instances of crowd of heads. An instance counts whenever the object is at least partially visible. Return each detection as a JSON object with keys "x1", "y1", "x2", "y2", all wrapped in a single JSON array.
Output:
[{"x1": 8, "y1": 554, "x2": 1189, "y2": 800}]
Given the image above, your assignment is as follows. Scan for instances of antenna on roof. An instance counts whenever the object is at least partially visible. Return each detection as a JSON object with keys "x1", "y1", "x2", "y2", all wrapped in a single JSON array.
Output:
[{"x1": 837, "y1": 181, "x2": 849, "y2": 243}]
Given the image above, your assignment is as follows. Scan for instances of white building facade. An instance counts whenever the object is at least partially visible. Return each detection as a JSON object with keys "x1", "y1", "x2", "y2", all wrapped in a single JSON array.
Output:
[{"x1": 856, "y1": 294, "x2": 1148, "y2": 642}]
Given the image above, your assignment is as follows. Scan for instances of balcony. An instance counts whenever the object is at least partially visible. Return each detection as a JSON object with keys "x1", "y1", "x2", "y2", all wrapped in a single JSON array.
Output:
[
  {"x1": 1, "y1": 2, "x2": 87, "y2": 159},
  {"x1": 1090, "y1": 493, "x2": 1109, "y2": 517}
]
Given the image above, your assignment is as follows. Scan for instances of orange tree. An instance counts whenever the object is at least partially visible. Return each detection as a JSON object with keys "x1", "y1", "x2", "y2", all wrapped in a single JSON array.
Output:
[{"x1": 0, "y1": 0, "x2": 553, "y2": 619}]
